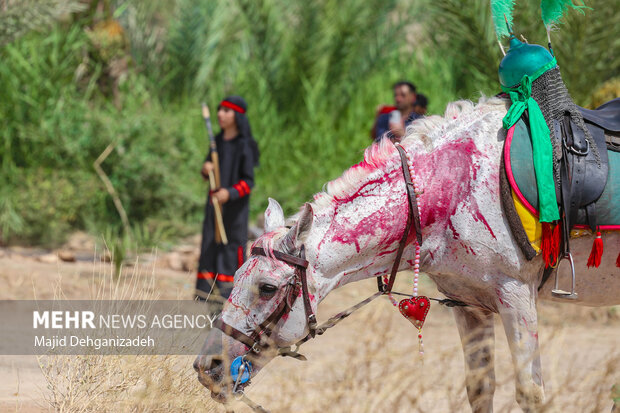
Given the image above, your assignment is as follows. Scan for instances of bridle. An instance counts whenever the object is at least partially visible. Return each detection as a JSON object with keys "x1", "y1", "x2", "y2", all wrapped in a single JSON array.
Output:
[
  {"x1": 213, "y1": 144, "x2": 424, "y2": 359},
  {"x1": 213, "y1": 245, "x2": 313, "y2": 357}
]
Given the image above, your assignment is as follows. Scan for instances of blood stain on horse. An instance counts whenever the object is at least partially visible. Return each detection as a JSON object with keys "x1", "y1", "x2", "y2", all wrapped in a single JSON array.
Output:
[
  {"x1": 227, "y1": 298, "x2": 251, "y2": 316},
  {"x1": 461, "y1": 242, "x2": 476, "y2": 255},
  {"x1": 471, "y1": 202, "x2": 497, "y2": 239},
  {"x1": 496, "y1": 288, "x2": 510, "y2": 308},
  {"x1": 320, "y1": 172, "x2": 406, "y2": 254},
  {"x1": 411, "y1": 139, "x2": 500, "y2": 247},
  {"x1": 448, "y1": 220, "x2": 461, "y2": 240}
]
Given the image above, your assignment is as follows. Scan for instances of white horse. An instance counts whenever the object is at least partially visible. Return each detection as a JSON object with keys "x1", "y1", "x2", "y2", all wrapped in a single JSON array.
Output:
[{"x1": 194, "y1": 96, "x2": 620, "y2": 412}]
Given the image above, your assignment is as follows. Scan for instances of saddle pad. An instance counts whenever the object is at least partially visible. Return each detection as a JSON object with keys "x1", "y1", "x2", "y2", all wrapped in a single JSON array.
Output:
[{"x1": 505, "y1": 118, "x2": 620, "y2": 230}]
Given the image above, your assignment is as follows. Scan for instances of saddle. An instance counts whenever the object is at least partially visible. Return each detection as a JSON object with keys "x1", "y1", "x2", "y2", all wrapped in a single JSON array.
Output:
[
  {"x1": 503, "y1": 97, "x2": 620, "y2": 298},
  {"x1": 553, "y1": 104, "x2": 609, "y2": 232},
  {"x1": 579, "y1": 98, "x2": 620, "y2": 134},
  {"x1": 509, "y1": 99, "x2": 620, "y2": 228}
]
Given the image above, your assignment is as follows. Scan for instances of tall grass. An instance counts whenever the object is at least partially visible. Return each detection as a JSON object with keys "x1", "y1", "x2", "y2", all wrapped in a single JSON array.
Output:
[
  {"x1": 35, "y1": 268, "x2": 620, "y2": 412},
  {"x1": 0, "y1": 0, "x2": 618, "y2": 246}
]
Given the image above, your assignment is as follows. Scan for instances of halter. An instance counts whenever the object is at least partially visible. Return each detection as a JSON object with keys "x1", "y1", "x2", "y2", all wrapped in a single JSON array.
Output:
[
  {"x1": 213, "y1": 246, "x2": 313, "y2": 355},
  {"x1": 214, "y1": 144, "x2": 424, "y2": 358}
]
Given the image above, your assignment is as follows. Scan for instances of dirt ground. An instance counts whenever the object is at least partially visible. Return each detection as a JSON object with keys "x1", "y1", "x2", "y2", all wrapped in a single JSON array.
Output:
[{"x1": 0, "y1": 241, "x2": 618, "y2": 412}]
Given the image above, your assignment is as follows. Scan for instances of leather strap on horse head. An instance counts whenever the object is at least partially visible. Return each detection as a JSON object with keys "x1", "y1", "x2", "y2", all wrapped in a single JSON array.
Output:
[
  {"x1": 214, "y1": 247, "x2": 308, "y2": 354},
  {"x1": 252, "y1": 246, "x2": 319, "y2": 337}
]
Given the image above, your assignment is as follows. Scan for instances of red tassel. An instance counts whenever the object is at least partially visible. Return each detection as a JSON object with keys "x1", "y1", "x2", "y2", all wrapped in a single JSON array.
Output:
[
  {"x1": 551, "y1": 224, "x2": 561, "y2": 265},
  {"x1": 616, "y1": 252, "x2": 620, "y2": 268},
  {"x1": 587, "y1": 232, "x2": 603, "y2": 268},
  {"x1": 541, "y1": 223, "x2": 553, "y2": 268},
  {"x1": 540, "y1": 223, "x2": 561, "y2": 268}
]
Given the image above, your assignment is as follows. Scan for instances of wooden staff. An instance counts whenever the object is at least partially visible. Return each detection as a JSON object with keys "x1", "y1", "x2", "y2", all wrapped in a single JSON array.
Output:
[{"x1": 202, "y1": 103, "x2": 228, "y2": 245}]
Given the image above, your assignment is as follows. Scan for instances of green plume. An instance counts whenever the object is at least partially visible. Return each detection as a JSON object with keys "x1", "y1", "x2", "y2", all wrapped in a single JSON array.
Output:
[
  {"x1": 491, "y1": 0, "x2": 516, "y2": 38},
  {"x1": 541, "y1": 0, "x2": 587, "y2": 27}
]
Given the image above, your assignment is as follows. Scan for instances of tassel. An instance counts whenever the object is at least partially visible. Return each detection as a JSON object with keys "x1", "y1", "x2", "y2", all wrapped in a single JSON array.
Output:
[
  {"x1": 541, "y1": 222, "x2": 553, "y2": 268},
  {"x1": 551, "y1": 223, "x2": 561, "y2": 265},
  {"x1": 587, "y1": 231, "x2": 603, "y2": 268},
  {"x1": 541, "y1": 222, "x2": 561, "y2": 267}
]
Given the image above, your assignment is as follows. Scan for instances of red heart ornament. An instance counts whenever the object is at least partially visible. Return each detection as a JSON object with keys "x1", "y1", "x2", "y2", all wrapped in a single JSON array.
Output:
[{"x1": 398, "y1": 296, "x2": 431, "y2": 329}]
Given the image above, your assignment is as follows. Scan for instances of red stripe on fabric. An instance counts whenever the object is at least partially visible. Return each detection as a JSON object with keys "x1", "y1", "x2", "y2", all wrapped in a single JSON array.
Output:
[
  {"x1": 233, "y1": 183, "x2": 244, "y2": 197},
  {"x1": 505, "y1": 125, "x2": 537, "y2": 216},
  {"x1": 197, "y1": 272, "x2": 234, "y2": 282},
  {"x1": 239, "y1": 180, "x2": 251, "y2": 195},
  {"x1": 217, "y1": 274, "x2": 235, "y2": 282},
  {"x1": 197, "y1": 272, "x2": 216, "y2": 280},
  {"x1": 378, "y1": 105, "x2": 397, "y2": 115},
  {"x1": 238, "y1": 246, "x2": 244, "y2": 268},
  {"x1": 220, "y1": 100, "x2": 245, "y2": 114}
]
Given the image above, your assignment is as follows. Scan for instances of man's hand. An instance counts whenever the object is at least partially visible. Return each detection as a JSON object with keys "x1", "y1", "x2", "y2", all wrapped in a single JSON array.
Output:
[
  {"x1": 212, "y1": 188, "x2": 230, "y2": 204},
  {"x1": 201, "y1": 161, "x2": 214, "y2": 180}
]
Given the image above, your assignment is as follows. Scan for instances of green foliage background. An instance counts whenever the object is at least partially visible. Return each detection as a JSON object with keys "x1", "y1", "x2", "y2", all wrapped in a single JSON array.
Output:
[{"x1": 0, "y1": 0, "x2": 618, "y2": 247}]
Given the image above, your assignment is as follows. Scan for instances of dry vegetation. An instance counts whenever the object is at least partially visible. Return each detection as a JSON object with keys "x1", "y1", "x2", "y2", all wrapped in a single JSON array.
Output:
[{"x1": 0, "y1": 245, "x2": 618, "y2": 412}]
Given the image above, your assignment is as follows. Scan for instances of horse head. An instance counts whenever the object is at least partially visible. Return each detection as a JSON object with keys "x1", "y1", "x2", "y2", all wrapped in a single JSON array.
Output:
[{"x1": 194, "y1": 198, "x2": 317, "y2": 402}]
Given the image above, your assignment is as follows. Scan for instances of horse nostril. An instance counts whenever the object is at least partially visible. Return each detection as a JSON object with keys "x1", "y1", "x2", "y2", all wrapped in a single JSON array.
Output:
[{"x1": 193, "y1": 357, "x2": 203, "y2": 372}]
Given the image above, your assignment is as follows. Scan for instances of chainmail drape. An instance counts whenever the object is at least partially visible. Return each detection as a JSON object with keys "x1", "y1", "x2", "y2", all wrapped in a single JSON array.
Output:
[{"x1": 531, "y1": 67, "x2": 600, "y2": 181}]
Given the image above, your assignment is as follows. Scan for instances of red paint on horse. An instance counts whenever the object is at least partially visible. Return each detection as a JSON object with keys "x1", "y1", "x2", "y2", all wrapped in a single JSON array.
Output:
[
  {"x1": 413, "y1": 139, "x2": 487, "y2": 239},
  {"x1": 227, "y1": 298, "x2": 251, "y2": 316},
  {"x1": 496, "y1": 288, "x2": 511, "y2": 308},
  {"x1": 472, "y1": 205, "x2": 497, "y2": 239},
  {"x1": 319, "y1": 169, "x2": 408, "y2": 254},
  {"x1": 448, "y1": 220, "x2": 460, "y2": 240}
]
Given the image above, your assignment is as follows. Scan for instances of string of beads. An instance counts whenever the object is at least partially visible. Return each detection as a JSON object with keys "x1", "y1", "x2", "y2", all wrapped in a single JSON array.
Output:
[{"x1": 404, "y1": 143, "x2": 425, "y2": 357}]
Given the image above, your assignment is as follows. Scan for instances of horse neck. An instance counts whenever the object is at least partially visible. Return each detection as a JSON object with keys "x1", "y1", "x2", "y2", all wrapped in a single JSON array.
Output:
[
  {"x1": 304, "y1": 133, "x2": 498, "y2": 303},
  {"x1": 305, "y1": 145, "x2": 421, "y2": 302}
]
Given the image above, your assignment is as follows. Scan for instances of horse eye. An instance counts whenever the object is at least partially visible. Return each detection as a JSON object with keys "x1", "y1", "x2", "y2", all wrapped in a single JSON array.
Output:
[{"x1": 259, "y1": 283, "x2": 278, "y2": 297}]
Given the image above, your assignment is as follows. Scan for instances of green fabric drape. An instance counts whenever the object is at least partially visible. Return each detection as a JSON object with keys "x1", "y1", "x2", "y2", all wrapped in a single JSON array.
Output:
[{"x1": 502, "y1": 58, "x2": 559, "y2": 222}]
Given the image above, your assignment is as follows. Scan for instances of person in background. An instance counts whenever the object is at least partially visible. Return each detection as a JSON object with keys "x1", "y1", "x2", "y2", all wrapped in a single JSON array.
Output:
[
  {"x1": 412, "y1": 93, "x2": 428, "y2": 116},
  {"x1": 371, "y1": 81, "x2": 417, "y2": 141},
  {"x1": 403, "y1": 93, "x2": 429, "y2": 126},
  {"x1": 196, "y1": 96, "x2": 259, "y2": 305}
]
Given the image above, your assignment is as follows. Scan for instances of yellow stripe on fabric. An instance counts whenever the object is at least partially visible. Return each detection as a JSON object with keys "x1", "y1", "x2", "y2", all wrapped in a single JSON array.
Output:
[
  {"x1": 511, "y1": 190, "x2": 542, "y2": 252},
  {"x1": 511, "y1": 190, "x2": 593, "y2": 255}
]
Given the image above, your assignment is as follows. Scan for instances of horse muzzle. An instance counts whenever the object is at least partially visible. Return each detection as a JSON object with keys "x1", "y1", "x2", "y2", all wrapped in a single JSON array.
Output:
[{"x1": 193, "y1": 355, "x2": 230, "y2": 402}]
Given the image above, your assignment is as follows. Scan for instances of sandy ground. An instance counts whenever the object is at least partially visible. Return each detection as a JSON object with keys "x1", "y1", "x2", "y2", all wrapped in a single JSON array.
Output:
[{"x1": 0, "y1": 245, "x2": 618, "y2": 412}]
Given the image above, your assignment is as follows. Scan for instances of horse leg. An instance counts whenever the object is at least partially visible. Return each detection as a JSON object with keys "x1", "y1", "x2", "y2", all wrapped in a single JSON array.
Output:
[
  {"x1": 453, "y1": 306, "x2": 496, "y2": 413},
  {"x1": 496, "y1": 284, "x2": 544, "y2": 412}
]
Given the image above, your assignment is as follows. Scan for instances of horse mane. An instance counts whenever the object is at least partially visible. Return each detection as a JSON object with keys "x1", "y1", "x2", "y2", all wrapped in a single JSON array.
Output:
[{"x1": 311, "y1": 96, "x2": 508, "y2": 212}]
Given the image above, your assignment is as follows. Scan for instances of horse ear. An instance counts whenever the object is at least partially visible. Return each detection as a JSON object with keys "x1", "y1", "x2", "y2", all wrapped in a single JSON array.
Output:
[
  {"x1": 264, "y1": 198, "x2": 285, "y2": 233},
  {"x1": 294, "y1": 203, "x2": 313, "y2": 246},
  {"x1": 280, "y1": 203, "x2": 314, "y2": 253}
]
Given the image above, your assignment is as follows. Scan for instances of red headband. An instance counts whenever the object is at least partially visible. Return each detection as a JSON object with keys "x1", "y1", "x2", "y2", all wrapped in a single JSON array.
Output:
[{"x1": 220, "y1": 100, "x2": 246, "y2": 114}]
